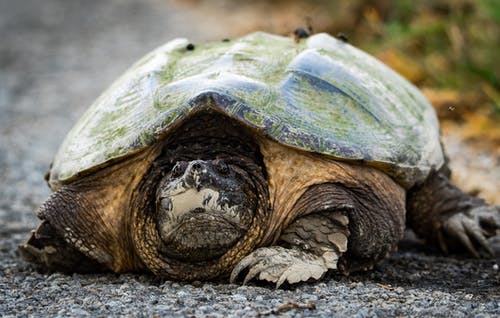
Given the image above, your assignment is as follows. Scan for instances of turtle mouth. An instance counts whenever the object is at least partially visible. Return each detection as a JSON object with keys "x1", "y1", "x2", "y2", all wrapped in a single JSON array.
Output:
[
  {"x1": 157, "y1": 208, "x2": 247, "y2": 262},
  {"x1": 163, "y1": 206, "x2": 248, "y2": 234}
]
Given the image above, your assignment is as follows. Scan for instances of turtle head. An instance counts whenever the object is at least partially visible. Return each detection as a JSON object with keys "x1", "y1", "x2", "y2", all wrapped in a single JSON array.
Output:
[{"x1": 155, "y1": 159, "x2": 257, "y2": 262}]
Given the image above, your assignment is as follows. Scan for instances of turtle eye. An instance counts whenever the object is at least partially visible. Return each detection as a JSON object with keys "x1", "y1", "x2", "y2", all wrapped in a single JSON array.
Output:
[
  {"x1": 171, "y1": 161, "x2": 187, "y2": 178},
  {"x1": 215, "y1": 160, "x2": 229, "y2": 175}
]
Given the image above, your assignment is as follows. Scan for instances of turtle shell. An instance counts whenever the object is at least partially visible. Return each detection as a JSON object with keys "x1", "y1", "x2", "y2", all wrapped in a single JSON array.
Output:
[{"x1": 49, "y1": 32, "x2": 444, "y2": 190}]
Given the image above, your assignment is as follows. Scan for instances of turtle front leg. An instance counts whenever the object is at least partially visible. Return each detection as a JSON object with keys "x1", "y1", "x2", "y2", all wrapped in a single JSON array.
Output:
[
  {"x1": 230, "y1": 211, "x2": 349, "y2": 287},
  {"x1": 407, "y1": 170, "x2": 500, "y2": 257},
  {"x1": 231, "y1": 180, "x2": 406, "y2": 287}
]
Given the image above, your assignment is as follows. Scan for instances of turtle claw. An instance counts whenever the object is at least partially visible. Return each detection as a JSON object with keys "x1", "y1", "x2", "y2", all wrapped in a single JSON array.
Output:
[
  {"x1": 440, "y1": 206, "x2": 499, "y2": 257},
  {"x1": 230, "y1": 247, "x2": 280, "y2": 284},
  {"x1": 230, "y1": 246, "x2": 330, "y2": 288}
]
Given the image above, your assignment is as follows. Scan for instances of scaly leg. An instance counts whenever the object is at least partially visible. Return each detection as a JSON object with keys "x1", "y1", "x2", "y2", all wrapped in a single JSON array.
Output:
[
  {"x1": 231, "y1": 181, "x2": 406, "y2": 287},
  {"x1": 230, "y1": 211, "x2": 349, "y2": 287},
  {"x1": 407, "y1": 171, "x2": 500, "y2": 257}
]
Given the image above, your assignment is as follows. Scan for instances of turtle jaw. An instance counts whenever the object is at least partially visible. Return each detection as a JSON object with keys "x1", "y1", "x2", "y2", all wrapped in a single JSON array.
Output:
[{"x1": 155, "y1": 159, "x2": 256, "y2": 262}]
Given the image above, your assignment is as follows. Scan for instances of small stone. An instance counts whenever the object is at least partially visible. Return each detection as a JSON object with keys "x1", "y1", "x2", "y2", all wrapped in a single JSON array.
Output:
[
  {"x1": 231, "y1": 294, "x2": 247, "y2": 302},
  {"x1": 70, "y1": 308, "x2": 90, "y2": 316},
  {"x1": 301, "y1": 294, "x2": 318, "y2": 301},
  {"x1": 171, "y1": 282, "x2": 180, "y2": 288},
  {"x1": 155, "y1": 305, "x2": 170, "y2": 312},
  {"x1": 395, "y1": 287, "x2": 405, "y2": 293}
]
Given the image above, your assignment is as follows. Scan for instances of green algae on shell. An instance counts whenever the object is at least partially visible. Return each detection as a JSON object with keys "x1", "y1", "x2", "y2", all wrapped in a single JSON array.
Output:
[{"x1": 48, "y1": 32, "x2": 444, "y2": 190}]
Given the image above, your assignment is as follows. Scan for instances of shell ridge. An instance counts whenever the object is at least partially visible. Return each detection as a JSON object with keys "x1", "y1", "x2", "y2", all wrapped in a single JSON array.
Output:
[{"x1": 285, "y1": 68, "x2": 383, "y2": 127}]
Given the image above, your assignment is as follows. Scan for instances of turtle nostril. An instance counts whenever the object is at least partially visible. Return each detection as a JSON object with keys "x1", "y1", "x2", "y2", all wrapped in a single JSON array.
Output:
[{"x1": 192, "y1": 162, "x2": 202, "y2": 170}]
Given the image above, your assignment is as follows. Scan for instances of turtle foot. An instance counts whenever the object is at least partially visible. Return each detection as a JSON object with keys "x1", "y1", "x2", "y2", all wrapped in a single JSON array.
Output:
[
  {"x1": 230, "y1": 246, "x2": 339, "y2": 288},
  {"x1": 438, "y1": 205, "x2": 500, "y2": 258}
]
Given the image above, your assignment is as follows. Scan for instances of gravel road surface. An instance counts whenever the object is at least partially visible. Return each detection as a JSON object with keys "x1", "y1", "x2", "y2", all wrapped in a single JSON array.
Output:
[{"x1": 1, "y1": 1, "x2": 499, "y2": 317}]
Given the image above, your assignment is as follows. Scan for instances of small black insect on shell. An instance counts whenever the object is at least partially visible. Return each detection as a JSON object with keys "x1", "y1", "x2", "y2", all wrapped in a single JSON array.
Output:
[
  {"x1": 336, "y1": 32, "x2": 349, "y2": 43},
  {"x1": 186, "y1": 43, "x2": 195, "y2": 51},
  {"x1": 294, "y1": 28, "x2": 310, "y2": 39}
]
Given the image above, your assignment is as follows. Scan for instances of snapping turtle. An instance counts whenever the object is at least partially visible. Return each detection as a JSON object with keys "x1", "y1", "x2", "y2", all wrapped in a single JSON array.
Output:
[{"x1": 20, "y1": 32, "x2": 499, "y2": 286}]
